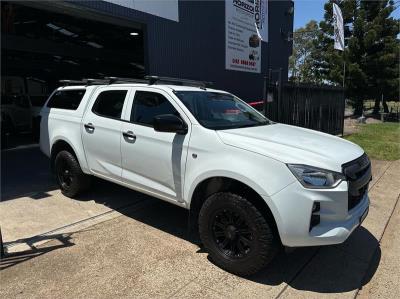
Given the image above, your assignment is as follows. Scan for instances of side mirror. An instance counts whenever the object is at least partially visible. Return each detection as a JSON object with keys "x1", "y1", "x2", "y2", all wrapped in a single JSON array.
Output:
[{"x1": 153, "y1": 114, "x2": 188, "y2": 135}]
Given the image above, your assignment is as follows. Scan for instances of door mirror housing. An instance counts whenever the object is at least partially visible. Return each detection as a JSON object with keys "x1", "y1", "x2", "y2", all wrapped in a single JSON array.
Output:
[{"x1": 153, "y1": 114, "x2": 188, "y2": 135}]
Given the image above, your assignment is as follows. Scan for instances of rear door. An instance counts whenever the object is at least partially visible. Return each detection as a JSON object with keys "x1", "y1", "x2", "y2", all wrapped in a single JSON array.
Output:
[{"x1": 82, "y1": 87, "x2": 131, "y2": 181}]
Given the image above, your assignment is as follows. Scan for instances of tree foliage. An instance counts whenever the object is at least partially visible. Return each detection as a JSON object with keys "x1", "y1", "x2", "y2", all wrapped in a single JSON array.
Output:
[
  {"x1": 291, "y1": 0, "x2": 399, "y2": 115},
  {"x1": 360, "y1": 0, "x2": 400, "y2": 113},
  {"x1": 289, "y1": 20, "x2": 321, "y2": 83}
]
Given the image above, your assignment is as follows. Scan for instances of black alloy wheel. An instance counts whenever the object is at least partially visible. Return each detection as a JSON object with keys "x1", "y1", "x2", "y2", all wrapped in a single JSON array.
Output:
[
  {"x1": 54, "y1": 150, "x2": 90, "y2": 198},
  {"x1": 199, "y1": 192, "x2": 279, "y2": 276},
  {"x1": 56, "y1": 158, "x2": 74, "y2": 191},
  {"x1": 212, "y1": 208, "x2": 254, "y2": 259}
]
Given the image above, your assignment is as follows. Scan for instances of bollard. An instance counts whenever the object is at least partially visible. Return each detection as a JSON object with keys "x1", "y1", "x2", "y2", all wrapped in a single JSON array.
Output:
[{"x1": 0, "y1": 227, "x2": 4, "y2": 258}]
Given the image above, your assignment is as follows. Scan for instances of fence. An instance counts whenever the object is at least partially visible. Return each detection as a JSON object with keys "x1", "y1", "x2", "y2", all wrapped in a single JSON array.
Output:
[{"x1": 261, "y1": 81, "x2": 345, "y2": 136}]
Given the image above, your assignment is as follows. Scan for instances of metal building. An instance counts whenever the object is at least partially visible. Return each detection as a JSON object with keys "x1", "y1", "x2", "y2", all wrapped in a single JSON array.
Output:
[{"x1": 1, "y1": 0, "x2": 293, "y2": 106}]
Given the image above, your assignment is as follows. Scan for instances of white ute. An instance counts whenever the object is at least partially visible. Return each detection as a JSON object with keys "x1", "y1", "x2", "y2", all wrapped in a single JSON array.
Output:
[{"x1": 40, "y1": 76, "x2": 371, "y2": 276}]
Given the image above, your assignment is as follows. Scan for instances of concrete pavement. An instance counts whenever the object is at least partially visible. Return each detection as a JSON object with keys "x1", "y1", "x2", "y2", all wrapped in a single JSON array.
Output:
[
  {"x1": 0, "y1": 147, "x2": 399, "y2": 298},
  {"x1": 357, "y1": 194, "x2": 400, "y2": 299}
]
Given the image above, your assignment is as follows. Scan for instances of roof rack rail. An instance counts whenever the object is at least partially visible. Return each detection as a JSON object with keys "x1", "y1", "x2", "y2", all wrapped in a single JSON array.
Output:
[
  {"x1": 104, "y1": 77, "x2": 148, "y2": 84},
  {"x1": 59, "y1": 77, "x2": 147, "y2": 86},
  {"x1": 144, "y1": 75, "x2": 212, "y2": 88},
  {"x1": 59, "y1": 76, "x2": 213, "y2": 88},
  {"x1": 59, "y1": 79, "x2": 109, "y2": 86}
]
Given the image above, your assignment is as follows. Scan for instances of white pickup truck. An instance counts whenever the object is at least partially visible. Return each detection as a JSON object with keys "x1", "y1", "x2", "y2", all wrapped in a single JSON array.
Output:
[{"x1": 40, "y1": 76, "x2": 371, "y2": 276}]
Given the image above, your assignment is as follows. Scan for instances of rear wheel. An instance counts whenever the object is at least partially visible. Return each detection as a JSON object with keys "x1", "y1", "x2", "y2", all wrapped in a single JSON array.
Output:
[
  {"x1": 54, "y1": 150, "x2": 90, "y2": 197},
  {"x1": 199, "y1": 192, "x2": 279, "y2": 276}
]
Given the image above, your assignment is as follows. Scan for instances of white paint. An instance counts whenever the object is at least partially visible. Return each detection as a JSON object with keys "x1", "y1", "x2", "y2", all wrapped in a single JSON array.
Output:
[{"x1": 40, "y1": 82, "x2": 369, "y2": 248}]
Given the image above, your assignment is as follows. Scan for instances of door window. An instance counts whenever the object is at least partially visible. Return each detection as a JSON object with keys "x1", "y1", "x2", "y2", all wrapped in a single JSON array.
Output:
[
  {"x1": 131, "y1": 91, "x2": 178, "y2": 127},
  {"x1": 92, "y1": 90, "x2": 128, "y2": 119}
]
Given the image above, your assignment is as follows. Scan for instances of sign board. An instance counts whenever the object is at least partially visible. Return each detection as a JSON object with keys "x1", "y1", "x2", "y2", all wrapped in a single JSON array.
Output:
[
  {"x1": 225, "y1": 0, "x2": 268, "y2": 73},
  {"x1": 103, "y1": 0, "x2": 179, "y2": 22}
]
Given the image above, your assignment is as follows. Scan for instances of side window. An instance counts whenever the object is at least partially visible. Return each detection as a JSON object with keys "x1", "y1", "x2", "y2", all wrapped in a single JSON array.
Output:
[
  {"x1": 92, "y1": 90, "x2": 128, "y2": 119},
  {"x1": 131, "y1": 91, "x2": 178, "y2": 127},
  {"x1": 47, "y1": 89, "x2": 86, "y2": 110}
]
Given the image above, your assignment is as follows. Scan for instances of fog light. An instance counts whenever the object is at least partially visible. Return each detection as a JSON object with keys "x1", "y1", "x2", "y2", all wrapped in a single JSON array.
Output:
[
  {"x1": 312, "y1": 202, "x2": 320, "y2": 213},
  {"x1": 310, "y1": 202, "x2": 320, "y2": 231}
]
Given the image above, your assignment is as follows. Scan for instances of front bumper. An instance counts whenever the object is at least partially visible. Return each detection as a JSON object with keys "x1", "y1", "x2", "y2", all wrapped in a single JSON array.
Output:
[{"x1": 267, "y1": 180, "x2": 370, "y2": 247}]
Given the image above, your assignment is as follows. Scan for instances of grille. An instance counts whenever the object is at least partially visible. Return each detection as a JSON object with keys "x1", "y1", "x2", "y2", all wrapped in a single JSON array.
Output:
[{"x1": 342, "y1": 154, "x2": 371, "y2": 211}]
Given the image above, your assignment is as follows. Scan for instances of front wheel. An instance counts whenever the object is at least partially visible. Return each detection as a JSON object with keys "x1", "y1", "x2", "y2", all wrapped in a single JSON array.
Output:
[
  {"x1": 54, "y1": 150, "x2": 90, "y2": 198},
  {"x1": 198, "y1": 192, "x2": 279, "y2": 276}
]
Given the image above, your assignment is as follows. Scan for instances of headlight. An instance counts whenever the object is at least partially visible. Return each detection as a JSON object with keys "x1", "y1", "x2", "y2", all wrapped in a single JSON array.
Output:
[{"x1": 287, "y1": 164, "x2": 346, "y2": 189}]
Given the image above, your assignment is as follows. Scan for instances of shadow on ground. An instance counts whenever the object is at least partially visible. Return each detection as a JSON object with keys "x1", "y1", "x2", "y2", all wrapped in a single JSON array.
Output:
[
  {"x1": 75, "y1": 178, "x2": 381, "y2": 294},
  {"x1": 1, "y1": 233, "x2": 74, "y2": 270},
  {"x1": 1, "y1": 146, "x2": 57, "y2": 201},
  {"x1": 1, "y1": 147, "x2": 381, "y2": 294}
]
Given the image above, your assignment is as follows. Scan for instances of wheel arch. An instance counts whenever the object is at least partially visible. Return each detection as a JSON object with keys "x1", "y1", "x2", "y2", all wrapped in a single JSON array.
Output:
[
  {"x1": 50, "y1": 138, "x2": 80, "y2": 172},
  {"x1": 188, "y1": 176, "x2": 282, "y2": 244}
]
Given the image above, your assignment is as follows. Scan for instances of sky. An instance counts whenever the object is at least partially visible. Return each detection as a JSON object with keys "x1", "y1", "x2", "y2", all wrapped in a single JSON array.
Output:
[
  {"x1": 294, "y1": 0, "x2": 326, "y2": 29},
  {"x1": 294, "y1": 0, "x2": 400, "y2": 30}
]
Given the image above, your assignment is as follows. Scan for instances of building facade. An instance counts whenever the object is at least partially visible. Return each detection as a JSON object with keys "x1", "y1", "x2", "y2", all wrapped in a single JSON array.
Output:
[{"x1": 1, "y1": 0, "x2": 293, "y2": 103}]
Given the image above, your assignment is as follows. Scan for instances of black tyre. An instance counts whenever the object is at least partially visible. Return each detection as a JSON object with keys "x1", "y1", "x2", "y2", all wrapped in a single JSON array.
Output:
[
  {"x1": 199, "y1": 192, "x2": 279, "y2": 276},
  {"x1": 54, "y1": 150, "x2": 90, "y2": 198}
]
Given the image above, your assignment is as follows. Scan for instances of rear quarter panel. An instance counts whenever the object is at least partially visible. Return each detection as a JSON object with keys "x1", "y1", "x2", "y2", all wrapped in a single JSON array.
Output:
[{"x1": 40, "y1": 86, "x2": 97, "y2": 173}]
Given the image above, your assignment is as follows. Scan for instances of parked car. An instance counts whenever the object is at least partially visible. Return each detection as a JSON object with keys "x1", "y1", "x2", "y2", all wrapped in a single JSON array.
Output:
[
  {"x1": 40, "y1": 76, "x2": 371, "y2": 276},
  {"x1": 1, "y1": 76, "x2": 32, "y2": 139},
  {"x1": 1, "y1": 76, "x2": 48, "y2": 142}
]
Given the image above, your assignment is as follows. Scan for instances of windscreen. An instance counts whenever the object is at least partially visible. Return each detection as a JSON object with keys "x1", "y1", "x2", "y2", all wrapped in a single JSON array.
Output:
[{"x1": 174, "y1": 91, "x2": 270, "y2": 130}]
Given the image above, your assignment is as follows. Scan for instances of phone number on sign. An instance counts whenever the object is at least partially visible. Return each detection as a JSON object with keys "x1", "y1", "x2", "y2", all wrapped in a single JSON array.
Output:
[{"x1": 232, "y1": 59, "x2": 256, "y2": 67}]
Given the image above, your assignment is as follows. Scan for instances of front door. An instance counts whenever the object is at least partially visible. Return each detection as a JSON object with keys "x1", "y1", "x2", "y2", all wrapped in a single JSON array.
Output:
[
  {"x1": 82, "y1": 87, "x2": 130, "y2": 181},
  {"x1": 121, "y1": 88, "x2": 190, "y2": 203}
]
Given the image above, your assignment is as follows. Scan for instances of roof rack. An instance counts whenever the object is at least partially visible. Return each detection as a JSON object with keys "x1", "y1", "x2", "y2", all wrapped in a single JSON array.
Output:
[
  {"x1": 59, "y1": 79, "x2": 109, "y2": 86},
  {"x1": 59, "y1": 77, "x2": 146, "y2": 86},
  {"x1": 59, "y1": 76, "x2": 213, "y2": 88},
  {"x1": 104, "y1": 77, "x2": 148, "y2": 84},
  {"x1": 145, "y1": 75, "x2": 212, "y2": 88}
]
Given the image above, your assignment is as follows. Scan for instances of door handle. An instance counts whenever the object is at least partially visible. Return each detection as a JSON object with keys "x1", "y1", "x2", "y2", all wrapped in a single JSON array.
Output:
[
  {"x1": 122, "y1": 130, "x2": 136, "y2": 141},
  {"x1": 84, "y1": 123, "x2": 95, "y2": 132}
]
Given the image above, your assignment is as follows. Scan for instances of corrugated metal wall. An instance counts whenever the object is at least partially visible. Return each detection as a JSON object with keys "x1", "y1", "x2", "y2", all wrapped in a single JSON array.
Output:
[{"x1": 72, "y1": 0, "x2": 293, "y2": 101}]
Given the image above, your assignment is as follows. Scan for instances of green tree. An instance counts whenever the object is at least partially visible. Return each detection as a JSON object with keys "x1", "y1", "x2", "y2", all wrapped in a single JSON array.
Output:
[
  {"x1": 289, "y1": 20, "x2": 321, "y2": 83},
  {"x1": 361, "y1": 0, "x2": 399, "y2": 114},
  {"x1": 313, "y1": 0, "x2": 358, "y2": 83},
  {"x1": 312, "y1": 0, "x2": 366, "y2": 113},
  {"x1": 314, "y1": 0, "x2": 399, "y2": 115},
  {"x1": 345, "y1": 0, "x2": 368, "y2": 115}
]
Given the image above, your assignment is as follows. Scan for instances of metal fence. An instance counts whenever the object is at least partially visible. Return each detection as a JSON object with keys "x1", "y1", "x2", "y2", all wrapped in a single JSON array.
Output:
[{"x1": 263, "y1": 82, "x2": 345, "y2": 135}]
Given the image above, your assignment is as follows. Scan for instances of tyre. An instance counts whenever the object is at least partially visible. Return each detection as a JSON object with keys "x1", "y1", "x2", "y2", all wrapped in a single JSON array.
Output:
[
  {"x1": 54, "y1": 150, "x2": 90, "y2": 198},
  {"x1": 199, "y1": 192, "x2": 279, "y2": 276}
]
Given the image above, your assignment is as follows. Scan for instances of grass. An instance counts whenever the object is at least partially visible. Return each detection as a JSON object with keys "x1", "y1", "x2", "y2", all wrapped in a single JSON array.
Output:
[{"x1": 344, "y1": 122, "x2": 400, "y2": 161}]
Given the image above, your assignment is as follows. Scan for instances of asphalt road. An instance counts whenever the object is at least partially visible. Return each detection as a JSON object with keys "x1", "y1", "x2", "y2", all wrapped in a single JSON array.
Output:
[{"x1": 1, "y1": 147, "x2": 399, "y2": 298}]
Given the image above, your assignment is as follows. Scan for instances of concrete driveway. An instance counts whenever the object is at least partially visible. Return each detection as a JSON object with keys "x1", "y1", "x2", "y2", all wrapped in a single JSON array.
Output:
[{"x1": 1, "y1": 147, "x2": 399, "y2": 298}]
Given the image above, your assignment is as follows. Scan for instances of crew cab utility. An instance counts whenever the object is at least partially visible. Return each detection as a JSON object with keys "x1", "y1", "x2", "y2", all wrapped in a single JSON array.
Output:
[{"x1": 40, "y1": 76, "x2": 371, "y2": 276}]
